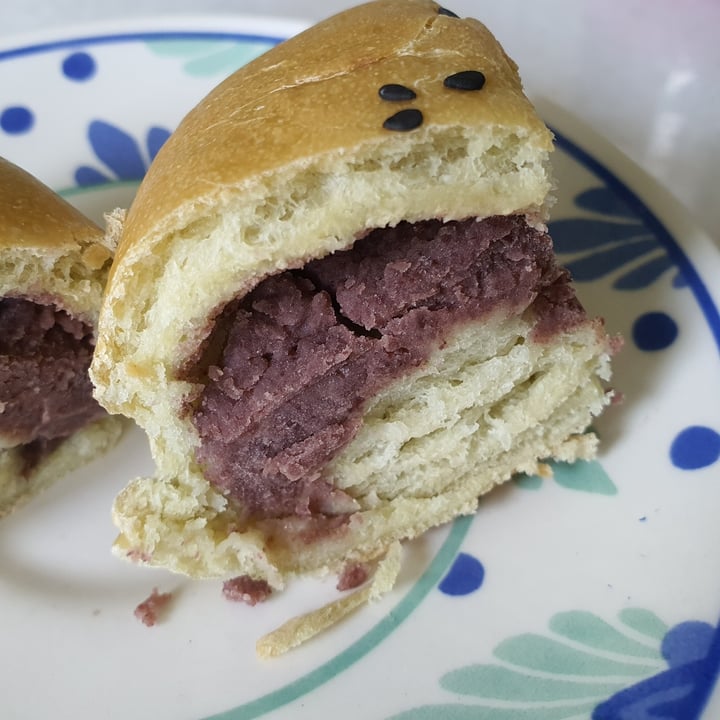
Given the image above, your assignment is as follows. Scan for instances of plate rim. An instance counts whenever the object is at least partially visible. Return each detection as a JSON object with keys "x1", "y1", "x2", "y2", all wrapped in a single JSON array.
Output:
[{"x1": 0, "y1": 14, "x2": 310, "y2": 61}]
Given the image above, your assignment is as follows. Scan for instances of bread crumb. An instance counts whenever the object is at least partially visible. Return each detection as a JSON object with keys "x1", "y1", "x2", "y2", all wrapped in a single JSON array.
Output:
[
  {"x1": 222, "y1": 575, "x2": 273, "y2": 605},
  {"x1": 337, "y1": 561, "x2": 369, "y2": 591},
  {"x1": 256, "y1": 542, "x2": 402, "y2": 659},
  {"x1": 102, "y1": 208, "x2": 126, "y2": 252},
  {"x1": 134, "y1": 587, "x2": 173, "y2": 627}
]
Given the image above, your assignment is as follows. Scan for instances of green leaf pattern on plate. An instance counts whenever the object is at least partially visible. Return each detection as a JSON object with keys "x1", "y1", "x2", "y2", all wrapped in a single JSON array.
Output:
[
  {"x1": 617, "y1": 607, "x2": 669, "y2": 641},
  {"x1": 145, "y1": 39, "x2": 275, "y2": 77},
  {"x1": 442, "y1": 664, "x2": 624, "y2": 701},
  {"x1": 516, "y1": 460, "x2": 618, "y2": 495},
  {"x1": 493, "y1": 634, "x2": 660, "y2": 678},
  {"x1": 549, "y1": 611, "x2": 664, "y2": 658},
  {"x1": 390, "y1": 703, "x2": 600, "y2": 720},
  {"x1": 388, "y1": 609, "x2": 669, "y2": 719}
]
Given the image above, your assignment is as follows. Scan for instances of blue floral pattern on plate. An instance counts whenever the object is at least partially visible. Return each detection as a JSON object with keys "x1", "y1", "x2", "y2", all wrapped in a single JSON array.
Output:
[
  {"x1": 74, "y1": 120, "x2": 170, "y2": 185},
  {"x1": 549, "y1": 187, "x2": 681, "y2": 290}
]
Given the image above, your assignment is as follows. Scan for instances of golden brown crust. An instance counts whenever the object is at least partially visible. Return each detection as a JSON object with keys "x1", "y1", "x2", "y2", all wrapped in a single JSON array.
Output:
[
  {"x1": 0, "y1": 156, "x2": 113, "y2": 320},
  {"x1": 0, "y1": 157, "x2": 104, "y2": 255}
]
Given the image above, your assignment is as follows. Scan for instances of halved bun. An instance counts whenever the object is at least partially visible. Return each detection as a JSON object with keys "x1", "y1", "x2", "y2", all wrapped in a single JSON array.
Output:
[
  {"x1": 91, "y1": 0, "x2": 615, "y2": 592},
  {"x1": 0, "y1": 156, "x2": 123, "y2": 517}
]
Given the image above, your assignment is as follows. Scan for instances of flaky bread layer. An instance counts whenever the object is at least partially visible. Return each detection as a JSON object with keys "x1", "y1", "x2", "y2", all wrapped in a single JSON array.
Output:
[{"x1": 110, "y1": 315, "x2": 612, "y2": 586}]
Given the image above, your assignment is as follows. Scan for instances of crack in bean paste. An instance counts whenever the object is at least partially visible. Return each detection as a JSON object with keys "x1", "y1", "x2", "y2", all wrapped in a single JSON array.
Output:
[{"x1": 192, "y1": 216, "x2": 586, "y2": 520}]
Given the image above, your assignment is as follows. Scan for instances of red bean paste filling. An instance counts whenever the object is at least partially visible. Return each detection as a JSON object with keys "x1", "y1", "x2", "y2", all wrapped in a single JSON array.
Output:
[
  {"x1": 191, "y1": 216, "x2": 586, "y2": 522},
  {"x1": 0, "y1": 298, "x2": 105, "y2": 474}
]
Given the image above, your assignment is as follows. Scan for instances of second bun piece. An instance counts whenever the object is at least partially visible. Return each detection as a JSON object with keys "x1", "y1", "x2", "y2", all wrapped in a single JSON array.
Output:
[
  {"x1": 0, "y1": 156, "x2": 123, "y2": 517},
  {"x1": 91, "y1": 0, "x2": 615, "y2": 593}
]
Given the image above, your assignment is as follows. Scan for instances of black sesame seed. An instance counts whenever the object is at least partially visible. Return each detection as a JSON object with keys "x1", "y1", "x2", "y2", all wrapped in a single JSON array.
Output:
[
  {"x1": 438, "y1": 6, "x2": 459, "y2": 17},
  {"x1": 383, "y1": 108, "x2": 423, "y2": 132},
  {"x1": 444, "y1": 70, "x2": 486, "y2": 91},
  {"x1": 379, "y1": 84, "x2": 417, "y2": 102}
]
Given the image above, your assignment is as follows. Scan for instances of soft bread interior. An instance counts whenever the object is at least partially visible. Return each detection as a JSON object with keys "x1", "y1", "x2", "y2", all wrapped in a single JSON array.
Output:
[
  {"x1": 93, "y1": 125, "x2": 553, "y2": 441},
  {"x1": 0, "y1": 243, "x2": 111, "y2": 324},
  {"x1": 111, "y1": 314, "x2": 611, "y2": 583}
]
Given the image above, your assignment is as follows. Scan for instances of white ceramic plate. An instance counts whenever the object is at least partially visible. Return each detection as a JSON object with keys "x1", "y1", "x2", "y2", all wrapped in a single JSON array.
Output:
[{"x1": 1, "y1": 17, "x2": 719, "y2": 720}]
